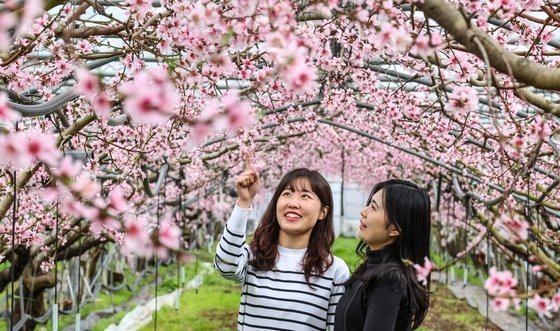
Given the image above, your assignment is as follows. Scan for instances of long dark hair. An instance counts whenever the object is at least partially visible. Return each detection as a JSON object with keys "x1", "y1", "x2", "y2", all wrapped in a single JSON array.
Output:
[
  {"x1": 350, "y1": 179, "x2": 431, "y2": 329},
  {"x1": 249, "y1": 168, "x2": 335, "y2": 284}
]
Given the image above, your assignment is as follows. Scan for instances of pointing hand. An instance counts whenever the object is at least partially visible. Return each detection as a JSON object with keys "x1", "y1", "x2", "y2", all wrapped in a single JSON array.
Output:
[{"x1": 235, "y1": 152, "x2": 259, "y2": 208}]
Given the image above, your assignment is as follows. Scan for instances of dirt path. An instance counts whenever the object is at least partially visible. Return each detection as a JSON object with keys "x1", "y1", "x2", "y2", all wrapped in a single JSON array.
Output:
[{"x1": 426, "y1": 272, "x2": 542, "y2": 331}]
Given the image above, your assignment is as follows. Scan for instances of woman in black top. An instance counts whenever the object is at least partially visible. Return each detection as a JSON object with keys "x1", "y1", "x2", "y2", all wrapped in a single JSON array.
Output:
[{"x1": 334, "y1": 179, "x2": 431, "y2": 331}]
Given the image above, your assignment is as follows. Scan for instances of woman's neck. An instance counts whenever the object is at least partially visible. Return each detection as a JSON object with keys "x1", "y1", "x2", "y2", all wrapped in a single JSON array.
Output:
[
  {"x1": 367, "y1": 244, "x2": 398, "y2": 263},
  {"x1": 278, "y1": 231, "x2": 310, "y2": 249}
]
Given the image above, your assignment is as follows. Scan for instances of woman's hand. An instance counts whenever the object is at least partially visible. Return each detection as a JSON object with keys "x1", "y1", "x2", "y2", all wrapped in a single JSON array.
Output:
[{"x1": 235, "y1": 153, "x2": 259, "y2": 208}]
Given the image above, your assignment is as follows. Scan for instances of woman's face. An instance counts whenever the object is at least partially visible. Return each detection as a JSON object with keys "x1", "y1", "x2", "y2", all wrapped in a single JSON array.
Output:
[
  {"x1": 357, "y1": 189, "x2": 400, "y2": 250},
  {"x1": 275, "y1": 178, "x2": 328, "y2": 241}
]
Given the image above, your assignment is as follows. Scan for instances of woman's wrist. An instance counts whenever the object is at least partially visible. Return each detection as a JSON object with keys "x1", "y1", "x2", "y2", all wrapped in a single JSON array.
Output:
[{"x1": 237, "y1": 199, "x2": 252, "y2": 209}]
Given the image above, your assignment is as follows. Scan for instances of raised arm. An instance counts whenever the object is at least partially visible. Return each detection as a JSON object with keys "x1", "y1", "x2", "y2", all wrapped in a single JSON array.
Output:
[{"x1": 214, "y1": 153, "x2": 260, "y2": 281}]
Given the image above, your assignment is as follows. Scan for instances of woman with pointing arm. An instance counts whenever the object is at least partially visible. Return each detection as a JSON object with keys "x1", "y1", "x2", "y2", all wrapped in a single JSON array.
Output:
[{"x1": 214, "y1": 154, "x2": 350, "y2": 331}]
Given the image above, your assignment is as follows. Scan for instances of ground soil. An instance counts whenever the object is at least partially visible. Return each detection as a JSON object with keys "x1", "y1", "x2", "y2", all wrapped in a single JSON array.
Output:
[
  {"x1": 423, "y1": 283, "x2": 502, "y2": 331},
  {"x1": 200, "y1": 309, "x2": 238, "y2": 330}
]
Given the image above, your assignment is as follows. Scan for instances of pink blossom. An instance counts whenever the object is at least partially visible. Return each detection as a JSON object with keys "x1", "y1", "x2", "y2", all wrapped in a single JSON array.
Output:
[
  {"x1": 108, "y1": 186, "x2": 129, "y2": 213},
  {"x1": 187, "y1": 2, "x2": 220, "y2": 27},
  {"x1": 158, "y1": 220, "x2": 181, "y2": 250},
  {"x1": 0, "y1": 92, "x2": 20, "y2": 122},
  {"x1": 355, "y1": 8, "x2": 370, "y2": 23},
  {"x1": 55, "y1": 59, "x2": 74, "y2": 76},
  {"x1": 484, "y1": 267, "x2": 518, "y2": 296},
  {"x1": 119, "y1": 67, "x2": 179, "y2": 125},
  {"x1": 528, "y1": 294, "x2": 552, "y2": 318},
  {"x1": 255, "y1": 67, "x2": 272, "y2": 83},
  {"x1": 24, "y1": 131, "x2": 60, "y2": 165},
  {"x1": 90, "y1": 209, "x2": 121, "y2": 237},
  {"x1": 91, "y1": 93, "x2": 112, "y2": 119},
  {"x1": 447, "y1": 86, "x2": 478, "y2": 113},
  {"x1": 189, "y1": 92, "x2": 253, "y2": 147},
  {"x1": 75, "y1": 40, "x2": 91, "y2": 53},
  {"x1": 551, "y1": 292, "x2": 560, "y2": 312},
  {"x1": 522, "y1": 0, "x2": 543, "y2": 10},
  {"x1": 70, "y1": 174, "x2": 100, "y2": 199},
  {"x1": 511, "y1": 135, "x2": 525, "y2": 149},
  {"x1": 378, "y1": 23, "x2": 395, "y2": 45},
  {"x1": 40, "y1": 259, "x2": 54, "y2": 273},
  {"x1": 0, "y1": 12, "x2": 17, "y2": 50},
  {"x1": 15, "y1": 0, "x2": 43, "y2": 38},
  {"x1": 221, "y1": 92, "x2": 253, "y2": 130},
  {"x1": 541, "y1": 29, "x2": 553, "y2": 44},
  {"x1": 530, "y1": 116, "x2": 551, "y2": 141},
  {"x1": 491, "y1": 297, "x2": 510, "y2": 311},
  {"x1": 125, "y1": 0, "x2": 152, "y2": 21},
  {"x1": 476, "y1": 16, "x2": 489, "y2": 29},
  {"x1": 209, "y1": 53, "x2": 237, "y2": 76},
  {"x1": 499, "y1": 215, "x2": 529, "y2": 241},
  {"x1": 531, "y1": 265, "x2": 543, "y2": 273},
  {"x1": 283, "y1": 62, "x2": 318, "y2": 95},
  {"x1": 61, "y1": 199, "x2": 94, "y2": 219},
  {"x1": 122, "y1": 216, "x2": 152, "y2": 258},
  {"x1": 154, "y1": 245, "x2": 171, "y2": 259},
  {"x1": 411, "y1": 35, "x2": 431, "y2": 56},
  {"x1": 496, "y1": 0, "x2": 515, "y2": 12},
  {"x1": 392, "y1": 28, "x2": 412, "y2": 52},
  {"x1": 54, "y1": 156, "x2": 83, "y2": 179},
  {"x1": 413, "y1": 257, "x2": 432, "y2": 286},
  {"x1": 75, "y1": 68, "x2": 99, "y2": 99},
  {"x1": 40, "y1": 187, "x2": 61, "y2": 204},
  {"x1": 0, "y1": 132, "x2": 30, "y2": 169},
  {"x1": 189, "y1": 121, "x2": 212, "y2": 146},
  {"x1": 264, "y1": 30, "x2": 294, "y2": 63},
  {"x1": 429, "y1": 33, "x2": 444, "y2": 49},
  {"x1": 61, "y1": 3, "x2": 73, "y2": 19}
]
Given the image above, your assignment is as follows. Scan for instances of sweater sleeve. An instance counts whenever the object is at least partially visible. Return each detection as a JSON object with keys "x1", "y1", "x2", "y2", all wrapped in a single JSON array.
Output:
[
  {"x1": 213, "y1": 204, "x2": 252, "y2": 282},
  {"x1": 362, "y1": 277, "x2": 407, "y2": 331},
  {"x1": 327, "y1": 258, "x2": 350, "y2": 330}
]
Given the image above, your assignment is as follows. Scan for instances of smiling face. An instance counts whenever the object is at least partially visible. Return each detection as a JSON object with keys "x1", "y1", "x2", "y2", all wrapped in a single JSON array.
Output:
[
  {"x1": 357, "y1": 189, "x2": 400, "y2": 250},
  {"x1": 275, "y1": 177, "x2": 329, "y2": 248}
]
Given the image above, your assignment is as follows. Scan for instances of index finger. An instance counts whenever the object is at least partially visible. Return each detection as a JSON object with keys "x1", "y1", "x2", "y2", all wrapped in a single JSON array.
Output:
[{"x1": 245, "y1": 152, "x2": 252, "y2": 170}]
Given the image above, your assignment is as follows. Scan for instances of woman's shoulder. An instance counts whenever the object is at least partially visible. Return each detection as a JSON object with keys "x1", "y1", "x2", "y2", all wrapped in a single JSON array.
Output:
[
  {"x1": 331, "y1": 255, "x2": 351, "y2": 270},
  {"x1": 356, "y1": 264, "x2": 408, "y2": 301},
  {"x1": 362, "y1": 262, "x2": 406, "y2": 286},
  {"x1": 375, "y1": 265, "x2": 408, "y2": 295},
  {"x1": 328, "y1": 255, "x2": 351, "y2": 281},
  {"x1": 378, "y1": 262, "x2": 406, "y2": 278}
]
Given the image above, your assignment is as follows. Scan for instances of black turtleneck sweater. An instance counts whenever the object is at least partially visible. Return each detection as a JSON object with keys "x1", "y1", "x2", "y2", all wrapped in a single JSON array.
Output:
[{"x1": 334, "y1": 246, "x2": 411, "y2": 331}]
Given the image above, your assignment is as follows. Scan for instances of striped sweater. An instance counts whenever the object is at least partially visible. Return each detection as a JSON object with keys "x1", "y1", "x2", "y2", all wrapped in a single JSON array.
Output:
[{"x1": 214, "y1": 205, "x2": 350, "y2": 331}]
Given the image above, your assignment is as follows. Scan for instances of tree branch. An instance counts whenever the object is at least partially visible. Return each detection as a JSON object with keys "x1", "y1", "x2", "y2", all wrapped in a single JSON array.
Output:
[
  {"x1": 0, "y1": 246, "x2": 30, "y2": 292},
  {"x1": 61, "y1": 25, "x2": 129, "y2": 39},
  {"x1": 514, "y1": 88, "x2": 560, "y2": 117},
  {"x1": 421, "y1": 0, "x2": 560, "y2": 91},
  {"x1": 0, "y1": 114, "x2": 96, "y2": 219}
]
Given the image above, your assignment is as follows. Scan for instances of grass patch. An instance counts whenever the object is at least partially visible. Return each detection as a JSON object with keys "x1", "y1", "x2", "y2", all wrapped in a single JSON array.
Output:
[
  {"x1": 139, "y1": 271, "x2": 240, "y2": 331},
  {"x1": 333, "y1": 236, "x2": 361, "y2": 271}
]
